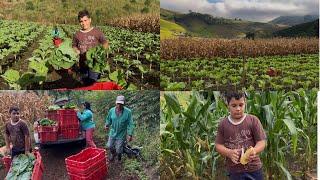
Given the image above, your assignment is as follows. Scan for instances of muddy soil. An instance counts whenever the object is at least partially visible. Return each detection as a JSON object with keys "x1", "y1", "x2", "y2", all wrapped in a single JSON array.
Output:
[{"x1": 0, "y1": 138, "x2": 153, "y2": 180}]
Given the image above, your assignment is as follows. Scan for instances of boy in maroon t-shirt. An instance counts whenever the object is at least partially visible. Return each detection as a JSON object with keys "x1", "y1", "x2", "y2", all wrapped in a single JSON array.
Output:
[
  {"x1": 215, "y1": 92, "x2": 266, "y2": 180},
  {"x1": 72, "y1": 10, "x2": 109, "y2": 85},
  {"x1": 4, "y1": 107, "x2": 31, "y2": 158}
]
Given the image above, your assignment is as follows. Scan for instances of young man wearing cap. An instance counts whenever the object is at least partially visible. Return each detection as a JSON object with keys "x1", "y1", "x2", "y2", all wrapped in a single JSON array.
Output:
[
  {"x1": 72, "y1": 9, "x2": 109, "y2": 85},
  {"x1": 105, "y1": 95, "x2": 135, "y2": 161}
]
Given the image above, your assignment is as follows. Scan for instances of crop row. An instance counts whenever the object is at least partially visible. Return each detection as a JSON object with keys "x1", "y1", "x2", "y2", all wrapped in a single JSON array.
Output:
[
  {"x1": 160, "y1": 54, "x2": 318, "y2": 90},
  {"x1": 161, "y1": 37, "x2": 319, "y2": 60}
]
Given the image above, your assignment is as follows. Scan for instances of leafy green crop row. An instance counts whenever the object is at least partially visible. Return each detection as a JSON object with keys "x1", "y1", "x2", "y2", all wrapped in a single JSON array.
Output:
[{"x1": 160, "y1": 54, "x2": 318, "y2": 91}]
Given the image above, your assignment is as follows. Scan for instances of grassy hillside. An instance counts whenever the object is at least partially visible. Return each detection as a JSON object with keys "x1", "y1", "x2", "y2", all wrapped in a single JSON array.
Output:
[
  {"x1": 273, "y1": 19, "x2": 319, "y2": 37},
  {"x1": 160, "y1": 8, "x2": 180, "y2": 21},
  {"x1": 0, "y1": 0, "x2": 160, "y2": 25},
  {"x1": 160, "y1": 19, "x2": 186, "y2": 39},
  {"x1": 269, "y1": 15, "x2": 318, "y2": 26},
  {"x1": 160, "y1": 9, "x2": 283, "y2": 39}
]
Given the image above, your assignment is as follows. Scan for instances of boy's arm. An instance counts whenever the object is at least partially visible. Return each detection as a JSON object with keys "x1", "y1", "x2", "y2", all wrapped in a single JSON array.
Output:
[
  {"x1": 249, "y1": 139, "x2": 266, "y2": 161},
  {"x1": 72, "y1": 34, "x2": 80, "y2": 55},
  {"x1": 253, "y1": 139, "x2": 266, "y2": 154},
  {"x1": 216, "y1": 143, "x2": 240, "y2": 164},
  {"x1": 4, "y1": 133, "x2": 10, "y2": 153},
  {"x1": 24, "y1": 135, "x2": 30, "y2": 154}
]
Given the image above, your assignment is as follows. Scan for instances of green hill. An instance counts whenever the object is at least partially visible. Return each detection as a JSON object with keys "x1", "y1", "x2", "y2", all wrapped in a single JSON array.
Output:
[
  {"x1": 160, "y1": 9, "x2": 282, "y2": 39},
  {"x1": 160, "y1": 8, "x2": 180, "y2": 21},
  {"x1": 269, "y1": 15, "x2": 318, "y2": 26},
  {"x1": 160, "y1": 19, "x2": 186, "y2": 39},
  {"x1": 0, "y1": 0, "x2": 160, "y2": 25},
  {"x1": 273, "y1": 19, "x2": 319, "y2": 37}
]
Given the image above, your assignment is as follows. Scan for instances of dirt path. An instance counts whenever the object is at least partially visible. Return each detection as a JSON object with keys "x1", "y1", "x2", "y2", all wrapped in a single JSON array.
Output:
[{"x1": 0, "y1": 137, "x2": 154, "y2": 179}]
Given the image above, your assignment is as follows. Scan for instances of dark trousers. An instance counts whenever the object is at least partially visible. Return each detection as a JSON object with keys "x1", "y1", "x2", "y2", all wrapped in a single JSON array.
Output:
[
  {"x1": 78, "y1": 56, "x2": 100, "y2": 86},
  {"x1": 11, "y1": 147, "x2": 31, "y2": 158},
  {"x1": 229, "y1": 168, "x2": 264, "y2": 180}
]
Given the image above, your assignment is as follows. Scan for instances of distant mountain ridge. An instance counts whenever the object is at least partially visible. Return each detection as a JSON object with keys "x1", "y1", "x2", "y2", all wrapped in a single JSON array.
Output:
[
  {"x1": 269, "y1": 15, "x2": 318, "y2": 26},
  {"x1": 273, "y1": 19, "x2": 319, "y2": 37},
  {"x1": 160, "y1": 8, "x2": 318, "y2": 39},
  {"x1": 160, "y1": 8, "x2": 282, "y2": 38}
]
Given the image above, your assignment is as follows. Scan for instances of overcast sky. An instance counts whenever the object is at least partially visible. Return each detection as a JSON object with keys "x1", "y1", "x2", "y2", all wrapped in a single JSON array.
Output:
[{"x1": 161, "y1": 0, "x2": 319, "y2": 22}]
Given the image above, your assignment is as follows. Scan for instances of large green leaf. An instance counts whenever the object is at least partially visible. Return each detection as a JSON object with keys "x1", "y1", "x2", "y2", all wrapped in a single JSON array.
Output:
[
  {"x1": 1, "y1": 69, "x2": 20, "y2": 83},
  {"x1": 164, "y1": 93, "x2": 181, "y2": 114}
]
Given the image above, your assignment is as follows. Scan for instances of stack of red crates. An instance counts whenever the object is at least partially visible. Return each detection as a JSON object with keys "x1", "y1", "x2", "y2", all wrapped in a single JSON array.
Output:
[
  {"x1": 65, "y1": 147, "x2": 107, "y2": 180},
  {"x1": 47, "y1": 109, "x2": 80, "y2": 139},
  {"x1": 38, "y1": 124, "x2": 58, "y2": 143},
  {"x1": 2, "y1": 151, "x2": 44, "y2": 180}
]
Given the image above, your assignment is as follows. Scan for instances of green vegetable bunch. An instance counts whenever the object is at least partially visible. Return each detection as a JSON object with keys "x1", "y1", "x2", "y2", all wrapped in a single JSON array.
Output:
[
  {"x1": 63, "y1": 102, "x2": 76, "y2": 109},
  {"x1": 86, "y1": 45, "x2": 110, "y2": 73},
  {"x1": 48, "y1": 105, "x2": 61, "y2": 111},
  {"x1": 39, "y1": 118, "x2": 56, "y2": 126},
  {"x1": 5, "y1": 153, "x2": 36, "y2": 180},
  {"x1": 48, "y1": 39, "x2": 78, "y2": 70}
]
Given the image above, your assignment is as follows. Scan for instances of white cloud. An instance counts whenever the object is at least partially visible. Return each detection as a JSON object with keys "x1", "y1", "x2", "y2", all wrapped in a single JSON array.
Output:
[{"x1": 161, "y1": 0, "x2": 319, "y2": 22}]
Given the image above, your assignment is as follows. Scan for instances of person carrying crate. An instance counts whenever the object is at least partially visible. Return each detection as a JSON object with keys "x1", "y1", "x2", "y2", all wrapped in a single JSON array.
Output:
[
  {"x1": 72, "y1": 10, "x2": 109, "y2": 86},
  {"x1": 105, "y1": 95, "x2": 135, "y2": 161},
  {"x1": 4, "y1": 106, "x2": 31, "y2": 158},
  {"x1": 77, "y1": 101, "x2": 96, "y2": 147}
]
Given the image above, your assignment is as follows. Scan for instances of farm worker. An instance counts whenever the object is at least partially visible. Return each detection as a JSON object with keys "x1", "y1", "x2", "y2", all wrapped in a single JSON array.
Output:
[
  {"x1": 52, "y1": 26, "x2": 63, "y2": 47},
  {"x1": 105, "y1": 95, "x2": 135, "y2": 161},
  {"x1": 72, "y1": 10, "x2": 109, "y2": 86},
  {"x1": 76, "y1": 101, "x2": 96, "y2": 147},
  {"x1": 4, "y1": 106, "x2": 31, "y2": 158},
  {"x1": 215, "y1": 92, "x2": 266, "y2": 180}
]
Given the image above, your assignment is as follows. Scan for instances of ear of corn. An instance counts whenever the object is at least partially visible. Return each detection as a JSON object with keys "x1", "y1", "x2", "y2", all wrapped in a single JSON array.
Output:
[{"x1": 240, "y1": 146, "x2": 254, "y2": 165}]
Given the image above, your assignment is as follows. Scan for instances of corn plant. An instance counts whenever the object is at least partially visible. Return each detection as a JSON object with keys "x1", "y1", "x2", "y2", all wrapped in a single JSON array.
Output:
[{"x1": 161, "y1": 90, "x2": 317, "y2": 179}]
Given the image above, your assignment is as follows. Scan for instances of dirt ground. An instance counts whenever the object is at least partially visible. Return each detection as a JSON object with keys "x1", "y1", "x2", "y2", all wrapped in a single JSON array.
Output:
[{"x1": 0, "y1": 138, "x2": 157, "y2": 180}]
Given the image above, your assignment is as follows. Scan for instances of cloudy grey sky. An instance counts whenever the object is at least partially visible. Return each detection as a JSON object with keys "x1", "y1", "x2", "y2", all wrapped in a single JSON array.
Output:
[{"x1": 161, "y1": 0, "x2": 319, "y2": 22}]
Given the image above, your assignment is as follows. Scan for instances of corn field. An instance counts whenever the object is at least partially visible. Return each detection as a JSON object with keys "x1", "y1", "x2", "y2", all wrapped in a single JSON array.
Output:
[
  {"x1": 107, "y1": 13, "x2": 160, "y2": 34},
  {"x1": 160, "y1": 90, "x2": 317, "y2": 180},
  {"x1": 160, "y1": 37, "x2": 318, "y2": 60},
  {"x1": 0, "y1": 91, "x2": 51, "y2": 133}
]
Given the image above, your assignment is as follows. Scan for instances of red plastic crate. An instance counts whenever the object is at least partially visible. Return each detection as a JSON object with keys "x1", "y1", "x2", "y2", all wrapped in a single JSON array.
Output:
[
  {"x1": 2, "y1": 156, "x2": 11, "y2": 173},
  {"x1": 31, "y1": 151, "x2": 44, "y2": 180},
  {"x1": 39, "y1": 125, "x2": 58, "y2": 143},
  {"x1": 68, "y1": 162, "x2": 107, "y2": 180},
  {"x1": 47, "y1": 110, "x2": 61, "y2": 122},
  {"x1": 38, "y1": 124, "x2": 58, "y2": 132},
  {"x1": 65, "y1": 148, "x2": 106, "y2": 173},
  {"x1": 66, "y1": 156, "x2": 106, "y2": 176},
  {"x1": 4, "y1": 151, "x2": 43, "y2": 180},
  {"x1": 60, "y1": 127, "x2": 79, "y2": 139},
  {"x1": 73, "y1": 82, "x2": 122, "y2": 90},
  {"x1": 58, "y1": 109, "x2": 79, "y2": 127}
]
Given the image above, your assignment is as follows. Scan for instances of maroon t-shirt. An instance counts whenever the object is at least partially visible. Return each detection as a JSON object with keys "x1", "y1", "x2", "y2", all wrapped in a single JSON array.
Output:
[
  {"x1": 5, "y1": 119, "x2": 30, "y2": 150},
  {"x1": 72, "y1": 27, "x2": 107, "y2": 54},
  {"x1": 215, "y1": 114, "x2": 266, "y2": 173}
]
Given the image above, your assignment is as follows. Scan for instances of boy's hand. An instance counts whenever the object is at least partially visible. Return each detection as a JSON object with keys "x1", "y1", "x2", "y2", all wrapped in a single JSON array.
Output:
[
  {"x1": 228, "y1": 148, "x2": 241, "y2": 164},
  {"x1": 248, "y1": 148, "x2": 256, "y2": 162}
]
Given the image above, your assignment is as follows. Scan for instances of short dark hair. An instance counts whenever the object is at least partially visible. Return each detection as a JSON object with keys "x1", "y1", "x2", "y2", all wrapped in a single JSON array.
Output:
[
  {"x1": 224, "y1": 92, "x2": 246, "y2": 104},
  {"x1": 78, "y1": 10, "x2": 90, "y2": 20},
  {"x1": 82, "y1": 101, "x2": 92, "y2": 111},
  {"x1": 9, "y1": 106, "x2": 20, "y2": 113}
]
